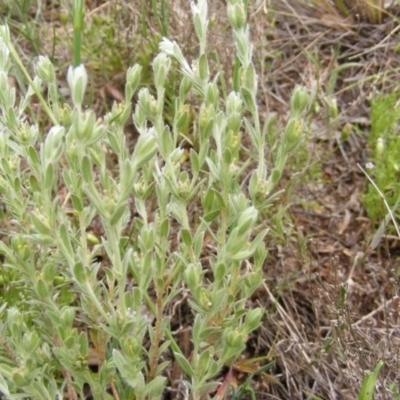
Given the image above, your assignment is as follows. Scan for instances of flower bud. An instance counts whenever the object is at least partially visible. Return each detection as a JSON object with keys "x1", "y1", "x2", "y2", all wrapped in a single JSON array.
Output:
[
  {"x1": 11, "y1": 234, "x2": 30, "y2": 260},
  {"x1": 131, "y1": 129, "x2": 158, "y2": 171},
  {"x1": 283, "y1": 118, "x2": 303, "y2": 152},
  {"x1": 205, "y1": 82, "x2": 218, "y2": 107},
  {"x1": 67, "y1": 64, "x2": 88, "y2": 108},
  {"x1": 153, "y1": 53, "x2": 171, "y2": 90},
  {"x1": 237, "y1": 206, "x2": 258, "y2": 237},
  {"x1": 224, "y1": 328, "x2": 245, "y2": 349},
  {"x1": 290, "y1": 85, "x2": 309, "y2": 117},
  {"x1": 329, "y1": 97, "x2": 338, "y2": 119},
  {"x1": 243, "y1": 307, "x2": 263, "y2": 334},
  {"x1": 35, "y1": 56, "x2": 56, "y2": 83},
  {"x1": 125, "y1": 64, "x2": 142, "y2": 101},
  {"x1": 17, "y1": 122, "x2": 38, "y2": 146},
  {"x1": 227, "y1": 3, "x2": 247, "y2": 30},
  {"x1": 226, "y1": 91, "x2": 242, "y2": 114},
  {"x1": 43, "y1": 125, "x2": 64, "y2": 164},
  {"x1": 175, "y1": 104, "x2": 190, "y2": 129},
  {"x1": 340, "y1": 122, "x2": 352, "y2": 143},
  {"x1": 138, "y1": 88, "x2": 159, "y2": 122},
  {"x1": 184, "y1": 263, "x2": 201, "y2": 293}
]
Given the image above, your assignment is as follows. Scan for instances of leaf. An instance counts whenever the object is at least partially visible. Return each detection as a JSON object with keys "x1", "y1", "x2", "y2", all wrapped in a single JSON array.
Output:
[
  {"x1": 43, "y1": 162, "x2": 54, "y2": 192},
  {"x1": 70, "y1": 194, "x2": 83, "y2": 213},
  {"x1": 110, "y1": 203, "x2": 127, "y2": 226},
  {"x1": 359, "y1": 360, "x2": 384, "y2": 400},
  {"x1": 59, "y1": 223, "x2": 73, "y2": 260},
  {"x1": 143, "y1": 376, "x2": 167, "y2": 397},
  {"x1": 30, "y1": 213, "x2": 51, "y2": 235},
  {"x1": 36, "y1": 279, "x2": 49, "y2": 298},
  {"x1": 180, "y1": 228, "x2": 192, "y2": 247},
  {"x1": 73, "y1": 262, "x2": 86, "y2": 285},
  {"x1": 81, "y1": 155, "x2": 93, "y2": 183},
  {"x1": 240, "y1": 87, "x2": 256, "y2": 114},
  {"x1": 302, "y1": 392, "x2": 324, "y2": 400},
  {"x1": 173, "y1": 352, "x2": 194, "y2": 378}
]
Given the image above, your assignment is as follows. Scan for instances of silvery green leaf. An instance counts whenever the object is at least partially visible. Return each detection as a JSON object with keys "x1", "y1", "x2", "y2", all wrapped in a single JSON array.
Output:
[
  {"x1": 240, "y1": 86, "x2": 256, "y2": 114},
  {"x1": 160, "y1": 218, "x2": 170, "y2": 239},
  {"x1": 160, "y1": 125, "x2": 174, "y2": 158},
  {"x1": 78, "y1": 331, "x2": 88, "y2": 356},
  {"x1": 173, "y1": 352, "x2": 194, "y2": 378},
  {"x1": 180, "y1": 228, "x2": 192, "y2": 247},
  {"x1": 268, "y1": 167, "x2": 282, "y2": 187},
  {"x1": 30, "y1": 213, "x2": 51, "y2": 235},
  {"x1": 179, "y1": 76, "x2": 192, "y2": 102},
  {"x1": 28, "y1": 146, "x2": 40, "y2": 171},
  {"x1": 214, "y1": 262, "x2": 226, "y2": 282},
  {"x1": 0, "y1": 24, "x2": 11, "y2": 42},
  {"x1": 113, "y1": 350, "x2": 143, "y2": 387},
  {"x1": 0, "y1": 374, "x2": 10, "y2": 397},
  {"x1": 190, "y1": 149, "x2": 200, "y2": 175},
  {"x1": 36, "y1": 278, "x2": 49, "y2": 299},
  {"x1": 193, "y1": 13, "x2": 205, "y2": 46},
  {"x1": 70, "y1": 194, "x2": 83, "y2": 213},
  {"x1": 154, "y1": 360, "x2": 170, "y2": 377},
  {"x1": 143, "y1": 376, "x2": 166, "y2": 397},
  {"x1": 242, "y1": 63, "x2": 257, "y2": 95},
  {"x1": 81, "y1": 156, "x2": 93, "y2": 183},
  {"x1": 43, "y1": 162, "x2": 54, "y2": 192},
  {"x1": 59, "y1": 223, "x2": 74, "y2": 260},
  {"x1": 0, "y1": 39, "x2": 10, "y2": 71},
  {"x1": 72, "y1": 262, "x2": 86, "y2": 285},
  {"x1": 193, "y1": 231, "x2": 204, "y2": 259},
  {"x1": 109, "y1": 203, "x2": 128, "y2": 227}
]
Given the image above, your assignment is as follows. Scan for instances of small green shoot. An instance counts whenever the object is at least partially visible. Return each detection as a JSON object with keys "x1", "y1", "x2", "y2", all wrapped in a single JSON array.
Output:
[{"x1": 358, "y1": 360, "x2": 384, "y2": 400}]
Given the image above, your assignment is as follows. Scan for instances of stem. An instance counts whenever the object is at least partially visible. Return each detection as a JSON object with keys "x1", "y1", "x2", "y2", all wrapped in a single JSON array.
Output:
[
  {"x1": 4, "y1": 39, "x2": 57, "y2": 125},
  {"x1": 179, "y1": 202, "x2": 196, "y2": 263},
  {"x1": 79, "y1": 213, "x2": 90, "y2": 267},
  {"x1": 252, "y1": 107, "x2": 265, "y2": 180},
  {"x1": 54, "y1": 335, "x2": 79, "y2": 400},
  {"x1": 106, "y1": 225, "x2": 127, "y2": 318},
  {"x1": 72, "y1": 0, "x2": 84, "y2": 67},
  {"x1": 148, "y1": 286, "x2": 164, "y2": 381},
  {"x1": 110, "y1": 380, "x2": 120, "y2": 400},
  {"x1": 85, "y1": 281, "x2": 111, "y2": 323}
]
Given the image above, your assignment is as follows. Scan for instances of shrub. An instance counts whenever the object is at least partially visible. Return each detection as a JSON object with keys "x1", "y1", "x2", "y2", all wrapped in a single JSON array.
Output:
[{"x1": 0, "y1": 0, "x2": 309, "y2": 398}]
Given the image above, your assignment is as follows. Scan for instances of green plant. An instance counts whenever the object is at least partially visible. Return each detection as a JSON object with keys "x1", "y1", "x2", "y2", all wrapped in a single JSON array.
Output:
[
  {"x1": 231, "y1": 360, "x2": 275, "y2": 399},
  {"x1": 0, "y1": 0, "x2": 309, "y2": 398},
  {"x1": 0, "y1": 0, "x2": 43, "y2": 57},
  {"x1": 358, "y1": 360, "x2": 384, "y2": 400},
  {"x1": 362, "y1": 88, "x2": 400, "y2": 228}
]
